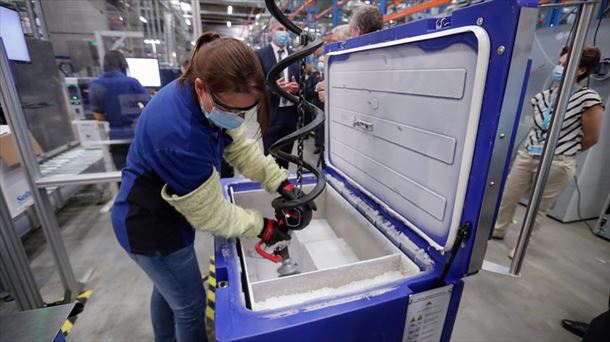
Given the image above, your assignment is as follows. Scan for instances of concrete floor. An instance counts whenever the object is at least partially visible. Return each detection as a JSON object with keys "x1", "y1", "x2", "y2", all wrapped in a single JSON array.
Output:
[
  {"x1": 3, "y1": 184, "x2": 607, "y2": 342},
  {"x1": 1, "y1": 118, "x2": 608, "y2": 341}
]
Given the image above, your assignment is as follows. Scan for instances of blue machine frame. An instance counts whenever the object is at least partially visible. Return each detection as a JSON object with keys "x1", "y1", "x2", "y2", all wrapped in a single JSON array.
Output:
[{"x1": 213, "y1": 0, "x2": 538, "y2": 340}]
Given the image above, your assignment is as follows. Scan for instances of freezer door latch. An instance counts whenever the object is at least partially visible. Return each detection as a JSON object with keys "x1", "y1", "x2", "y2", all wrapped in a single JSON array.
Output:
[
  {"x1": 435, "y1": 221, "x2": 472, "y2": 287},
  {"x1": 352, "y1": 118, "x2": 374, "y2": 131}
]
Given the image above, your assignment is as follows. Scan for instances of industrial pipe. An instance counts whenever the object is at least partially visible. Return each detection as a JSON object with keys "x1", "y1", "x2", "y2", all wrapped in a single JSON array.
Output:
[
  {"x1": 383, "y1": 0, "x2": 452, "y2": 23},
  {"x1": 289, "y1": 0, "x2": 317, "y2": 20},
  {"x1": 509, "y1": 1, "x2": 596, "y2": 276},
  {"x1": 315, "y1": 0, "x2": 348, "y2": 20}
]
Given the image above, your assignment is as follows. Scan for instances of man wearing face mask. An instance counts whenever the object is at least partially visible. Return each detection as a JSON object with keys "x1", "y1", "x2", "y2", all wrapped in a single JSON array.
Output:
[
  {"x1": 492, "y1": 46, "x2": 604, "y2": 258},
  {"x1": 255, "y1": 18, "x2": 301, "y2": 169}
]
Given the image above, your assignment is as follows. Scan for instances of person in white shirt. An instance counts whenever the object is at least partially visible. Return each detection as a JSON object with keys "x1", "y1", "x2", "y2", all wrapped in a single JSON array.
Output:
[{"x1": 492, "y1": 46, "x2": 604, "y2": 258}]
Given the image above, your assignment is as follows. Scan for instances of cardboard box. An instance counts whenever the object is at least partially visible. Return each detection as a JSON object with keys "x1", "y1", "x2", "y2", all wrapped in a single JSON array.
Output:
[{"x1": 0, "y1": 125, "x2": 43, "y2": 167}]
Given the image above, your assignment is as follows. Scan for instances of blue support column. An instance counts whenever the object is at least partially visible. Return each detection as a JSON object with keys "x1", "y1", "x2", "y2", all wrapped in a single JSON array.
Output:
[
  {"x1": 545, "y1": 0, "x2": 561, "y2": 27},
  {"x1": 332, "y1": 0, "x2": 340, "y2": 28},
  {"x1": 307, "y1": 7, "x2": 313, "y2": 28},
  {"x1": 599, "y1": 0, "x2": 608, "y2": 19},
  {"x1": 380, "y1": 0, "x2": 388, "y2": 15}
]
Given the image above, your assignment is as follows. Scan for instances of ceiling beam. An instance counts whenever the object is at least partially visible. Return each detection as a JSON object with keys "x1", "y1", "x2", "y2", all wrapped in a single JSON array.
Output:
[
  {"x1": 316, "y1": 0, "x2": 348, "y2": 20},
  {"x1": 199, "y1": 0, "x2": 265, "y2": 7}
]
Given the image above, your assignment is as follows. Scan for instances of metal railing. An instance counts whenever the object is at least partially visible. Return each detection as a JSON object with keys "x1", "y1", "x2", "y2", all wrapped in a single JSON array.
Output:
[{"x1": 509, "y1": 0, "x2": 598, "y2": 275}]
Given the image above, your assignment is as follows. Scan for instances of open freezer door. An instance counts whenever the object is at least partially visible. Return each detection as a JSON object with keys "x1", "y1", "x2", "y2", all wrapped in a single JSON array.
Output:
[{"x1": 325, "y1": 27, "x2": 490, "y2": 251}]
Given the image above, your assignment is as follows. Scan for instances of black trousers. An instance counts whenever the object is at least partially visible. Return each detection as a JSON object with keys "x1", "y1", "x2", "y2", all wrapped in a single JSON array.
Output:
[
  {"x1": 109, "y1": 144, "x2": 131, "y2": 171},
  {"x1": 311, "y1": 100, "x2": 325, "y2": 149},
  {"x1": 263, "y1": 106, "x2": 298, "y2": 169},
  {"x1": 584, "y1": 310, "x2": 610, "y2": 341},
  {"x1": 583, "y1": 296, "x2": 610, "y2": 342}
]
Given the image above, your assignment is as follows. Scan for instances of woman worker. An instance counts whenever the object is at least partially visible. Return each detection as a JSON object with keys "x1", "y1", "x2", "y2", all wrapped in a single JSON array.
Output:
[
  {"x1": 111, "y1": 32, "x2": 311, "y2": 342},
  {"x1": 492, "y1": 46, "x2": 604, "y2": 258}
]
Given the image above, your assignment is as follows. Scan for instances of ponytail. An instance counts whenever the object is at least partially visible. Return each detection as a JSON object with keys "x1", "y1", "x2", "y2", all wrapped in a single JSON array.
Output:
[{"x1": 179, "y1": 32, "x2": 221, "y2": 83}]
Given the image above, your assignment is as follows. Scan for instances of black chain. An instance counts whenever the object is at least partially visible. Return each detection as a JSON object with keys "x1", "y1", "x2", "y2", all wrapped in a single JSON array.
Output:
[{"x1": 296, "y1": 32, "x2": 308, "y2": 192}]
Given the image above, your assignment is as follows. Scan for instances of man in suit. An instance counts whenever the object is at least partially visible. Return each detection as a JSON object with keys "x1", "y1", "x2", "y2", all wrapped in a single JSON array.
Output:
[{"x1": 255, "y1": 18, "x2": 300, "y2": 169}]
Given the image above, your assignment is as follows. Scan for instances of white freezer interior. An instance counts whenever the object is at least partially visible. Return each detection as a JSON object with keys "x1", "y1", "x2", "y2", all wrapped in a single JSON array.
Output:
[{"x1": 234, "y1": 184, "x2": 424, "y2": 311}]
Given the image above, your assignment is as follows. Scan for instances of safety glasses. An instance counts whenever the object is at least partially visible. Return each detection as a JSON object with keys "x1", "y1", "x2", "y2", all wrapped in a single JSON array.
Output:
[{"x1": 209, "y1": 92, "x2": 259, "y2": 118}]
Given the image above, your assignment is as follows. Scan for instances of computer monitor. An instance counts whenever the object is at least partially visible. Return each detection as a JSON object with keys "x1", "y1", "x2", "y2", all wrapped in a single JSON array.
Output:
[
  {"x1": 126, "y1": 58, "x2": 161, "y2": 87},
  {"x1": 0, "y1": 6, "x2": 31, "y2": 62}
]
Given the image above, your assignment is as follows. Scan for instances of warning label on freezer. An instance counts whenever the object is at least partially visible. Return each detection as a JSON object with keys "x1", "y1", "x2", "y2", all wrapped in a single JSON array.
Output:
[{"x1": 403, "y1": 284, "x2": 453, "y2": 342}]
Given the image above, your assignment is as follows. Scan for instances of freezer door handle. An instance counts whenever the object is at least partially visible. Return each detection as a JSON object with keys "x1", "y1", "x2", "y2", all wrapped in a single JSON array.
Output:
[{"x1": 353, "y1": 118, "x2": 374, "y2": 132}]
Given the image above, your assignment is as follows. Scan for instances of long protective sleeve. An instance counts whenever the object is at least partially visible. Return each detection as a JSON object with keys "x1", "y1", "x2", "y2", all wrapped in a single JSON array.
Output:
[
  {"x1": 161, "y1": 170, "x2": 263, "y2": 238},
  {"x1": 224, "y1": 126, "x2": 289, "y2": 193}
]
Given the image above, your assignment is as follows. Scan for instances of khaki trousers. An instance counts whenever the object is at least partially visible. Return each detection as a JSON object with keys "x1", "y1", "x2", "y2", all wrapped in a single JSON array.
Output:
[{"x1": 494, "y1": 149, "x2": 576, "y2": 237}]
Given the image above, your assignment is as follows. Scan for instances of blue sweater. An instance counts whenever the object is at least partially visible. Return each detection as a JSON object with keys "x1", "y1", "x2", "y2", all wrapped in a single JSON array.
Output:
[
  {"x1": 111, "y1": 80, "x2": 232, "y2": 255},
  {"x1": 89, "y1": 71, "x2": 149, "y2": 139}
]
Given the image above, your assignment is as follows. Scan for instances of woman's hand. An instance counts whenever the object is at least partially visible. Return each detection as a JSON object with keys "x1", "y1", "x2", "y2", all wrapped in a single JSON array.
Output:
[{"x1": 259, "y1": 218, "x2": 291, "y2": 246}]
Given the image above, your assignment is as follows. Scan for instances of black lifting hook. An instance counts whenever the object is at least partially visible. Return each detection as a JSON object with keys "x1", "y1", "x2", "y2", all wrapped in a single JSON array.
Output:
[{"x1": 264, "y1": 0, "x2": 327, "y2": 215}]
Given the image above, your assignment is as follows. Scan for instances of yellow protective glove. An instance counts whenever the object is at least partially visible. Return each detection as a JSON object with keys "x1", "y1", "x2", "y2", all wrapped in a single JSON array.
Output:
[
  {"x1": 224, "y1": 126, "x2": 289, "y2": 193},
  {"x1": 161, "y1": 169, "x2": 263, "y2": 238}
]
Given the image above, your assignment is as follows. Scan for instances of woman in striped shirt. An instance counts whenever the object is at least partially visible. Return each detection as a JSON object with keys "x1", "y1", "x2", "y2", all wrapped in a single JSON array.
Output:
[{"x1": 492, "y1": 46, "x2": 604, "y2": 258}]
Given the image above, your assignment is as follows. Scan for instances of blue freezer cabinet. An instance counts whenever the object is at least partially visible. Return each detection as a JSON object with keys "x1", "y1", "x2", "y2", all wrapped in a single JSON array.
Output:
[{"x1": 213, "y1": 0, "x2": 538, "y2": 340}]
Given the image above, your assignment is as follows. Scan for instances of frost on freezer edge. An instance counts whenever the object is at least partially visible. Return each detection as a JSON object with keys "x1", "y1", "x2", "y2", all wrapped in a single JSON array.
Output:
[
  {"x1": 254, "y1": 270, "x2": 404, "y2": 311},
  {"x1": 327, "y1": 175, "x2": 434, "y2": 267}
]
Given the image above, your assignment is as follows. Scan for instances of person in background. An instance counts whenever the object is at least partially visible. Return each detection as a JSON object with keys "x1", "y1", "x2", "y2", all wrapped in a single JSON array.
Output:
[
  {"x1": 562, "y1": 303, "x2": 610, "y2": 340},
  {"x1": 89, "y1": 50, "x2": 150, "y2": 170},
  {"x1": 349, "y1": 4, "x2": 384, "y2": 37},
  {"x1": 492, "y1": 46, "x2": 604, "y2": 258},
  {"x1": 112, "y1": 32, "x2": 313, "y2": 342},
  {"x1": 315, "y1": 25, "x2": 348, "y2": 107},
  {"x1": 255, "y1": 18, "x2": 301, "y2": 169},
  {"x1": 329, "y1": 24, "x2": 351, "y2": 43},
  {"x1": 316, "y1": 8, "x2": 383, "y2": 106},
  {"x1": 305, "y1": 55, "x2": 325, "y2": 154}
]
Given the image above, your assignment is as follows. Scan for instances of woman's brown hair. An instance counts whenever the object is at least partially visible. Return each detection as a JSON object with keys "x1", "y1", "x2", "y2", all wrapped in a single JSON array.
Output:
[
  {"x1": 180, "y1": 32, "x2": 271, "y2": 134},
  {"x1": 560, "y1": 45, "x2": 602, "y2": 82}
]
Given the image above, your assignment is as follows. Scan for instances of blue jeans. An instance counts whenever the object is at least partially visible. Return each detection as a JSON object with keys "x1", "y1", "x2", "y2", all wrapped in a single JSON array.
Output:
[{"x1": 131, "y1": 245, "x2": 207, "y2": 342}]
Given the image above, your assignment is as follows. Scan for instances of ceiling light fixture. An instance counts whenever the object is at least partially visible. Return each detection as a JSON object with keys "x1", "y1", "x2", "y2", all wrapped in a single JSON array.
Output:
[{"x1": 180, "y1": 2, "x2": 192, "y2": 12}]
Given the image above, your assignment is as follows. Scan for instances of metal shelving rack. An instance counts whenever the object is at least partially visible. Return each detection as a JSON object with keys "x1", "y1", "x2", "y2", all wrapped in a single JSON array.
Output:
[{"x1": 0, "y1": 38, "x2": 121, "y2": 306}]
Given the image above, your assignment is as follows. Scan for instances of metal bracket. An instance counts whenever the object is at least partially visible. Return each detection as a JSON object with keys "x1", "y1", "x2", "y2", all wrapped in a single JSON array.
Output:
[{"x1": 435, "y1": 221, "x2": 471, "y2": 287}]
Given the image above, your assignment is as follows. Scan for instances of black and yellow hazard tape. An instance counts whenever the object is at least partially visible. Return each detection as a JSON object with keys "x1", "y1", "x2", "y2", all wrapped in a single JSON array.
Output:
[
  {"x1": 60, "y1": 290, "x2": 93, "y2": 336},
  {"x1": 205, "y1": 256, "x2": 216, "y2": 341}
]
